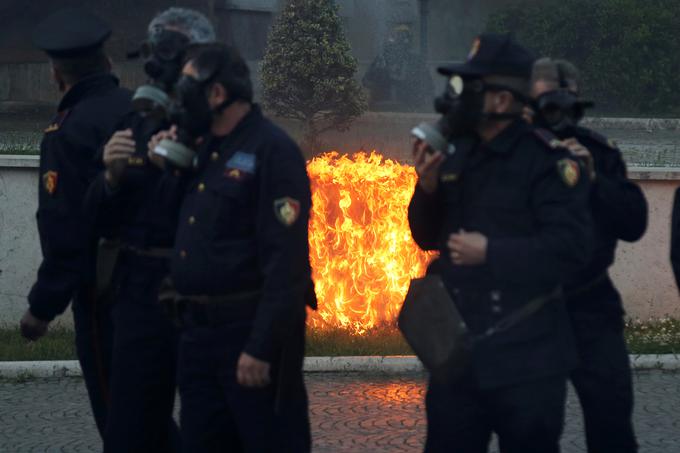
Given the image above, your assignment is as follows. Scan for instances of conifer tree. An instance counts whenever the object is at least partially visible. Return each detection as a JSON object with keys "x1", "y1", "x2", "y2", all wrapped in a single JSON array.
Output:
[{"x1": 261, "y1": 0, "x2": 367, "y2": 152}]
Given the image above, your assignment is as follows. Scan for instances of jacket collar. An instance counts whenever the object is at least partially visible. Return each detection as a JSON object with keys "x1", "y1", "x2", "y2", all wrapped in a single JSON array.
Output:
[{"x1": 58, "y1": 72, "x2": 120, "y2": 112}]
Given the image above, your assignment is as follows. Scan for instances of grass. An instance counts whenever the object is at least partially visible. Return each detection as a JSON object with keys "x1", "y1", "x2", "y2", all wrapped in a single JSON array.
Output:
[
  {"x1": 306, "y1": 325, "x2": 412, "y2": 356},
  {"x1": 0, "y1": 319, "x2": 678, "y2": 361},
  {"x1": 624, "y1": 318, "x2": 680, "y2": 355},
  {"x1": 0, "y1": 327, "x2": 76, "y2": 361}
]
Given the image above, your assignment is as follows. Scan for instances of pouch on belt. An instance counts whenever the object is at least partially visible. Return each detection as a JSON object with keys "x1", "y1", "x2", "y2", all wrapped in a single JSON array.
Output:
[
  {"x1": 95, "y1": 239, "x2": 121, "y2": 300},
  {"x1": 399, "y1": 275, "x2": 562, "y2": 381},
  {"x1": 398, "y1": 275, "x2": 470, "y2": 381}
]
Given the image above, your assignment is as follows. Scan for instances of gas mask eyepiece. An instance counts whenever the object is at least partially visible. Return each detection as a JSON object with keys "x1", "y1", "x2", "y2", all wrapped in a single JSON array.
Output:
[
  {"x1": 534, "y1": 89, "x2": 593, "y2": 133},
  {"x1": 130, "y1": 29, "x2": 191, "y2": 118},
  {"x1": 412, "y1": 75, "x2": 486, "y2": 152}
]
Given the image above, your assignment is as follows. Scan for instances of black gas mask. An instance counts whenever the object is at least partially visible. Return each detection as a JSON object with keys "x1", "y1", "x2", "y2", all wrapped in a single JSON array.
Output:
[
  {"x1": 153, "y1": 74, "x2": 234, "y2": 168},
  {"x1": 532, "y1": 65, "x2": 593, "y2": 136},
  {"x1": 533, "y1": 89, "x2": 593, "y2": 135},
  {"x1": 412, "y1": 75, "x2": 526, "y2": 153},
  {"x1": 128, "y1": 29, "x2": 191, "y2": 119}
]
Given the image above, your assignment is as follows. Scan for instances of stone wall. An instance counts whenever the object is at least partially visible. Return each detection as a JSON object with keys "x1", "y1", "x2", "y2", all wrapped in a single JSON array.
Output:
[{"x1": 0, "y1": 156, "x2": 678, "y2": 328}]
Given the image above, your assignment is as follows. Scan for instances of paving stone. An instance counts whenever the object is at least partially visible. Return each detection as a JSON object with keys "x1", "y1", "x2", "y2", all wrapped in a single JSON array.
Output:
[{"x1": 0, "y1": 370, "x2": 677, "y2": 452}]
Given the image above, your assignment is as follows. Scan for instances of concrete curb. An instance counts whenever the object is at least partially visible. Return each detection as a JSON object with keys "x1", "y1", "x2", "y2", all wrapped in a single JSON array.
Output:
[
  {"x1": 304, "y1": 356, "x2": 425, "y2": 373},
  {"x1": 0, "y1": 360, "x2": 83, "y2": 379},
  {"x1": 1, "y1": 355, "x2": 679, "y2": 378}
]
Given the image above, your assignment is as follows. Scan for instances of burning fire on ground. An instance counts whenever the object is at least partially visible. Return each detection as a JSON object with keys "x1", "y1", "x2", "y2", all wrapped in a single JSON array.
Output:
[{"x1": 307, "y1": 151, "x2": 436, "y2": 334}]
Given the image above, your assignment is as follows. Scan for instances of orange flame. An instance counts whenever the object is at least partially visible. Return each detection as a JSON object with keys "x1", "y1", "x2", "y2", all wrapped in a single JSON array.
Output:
[{"x1": 307, "y1": 151, "x2": 436, "y2": 334}]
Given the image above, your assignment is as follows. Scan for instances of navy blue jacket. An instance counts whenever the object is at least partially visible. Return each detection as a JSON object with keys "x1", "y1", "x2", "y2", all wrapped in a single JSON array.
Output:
[
  {"x1": 561, "y1": 127, "x2": 647, "y2": 316},
  {"x1": 171, "y1": 106, "x2": 312, "y2": 361},
  {"x1": 671, "y1": 188, "x2": 680, "y2": 291},
  {"x1": 28, "y1": 73, "x2": 132, "y2": 321},
  {"x1": 408, "y1": 120, "x2": 592, "y2": 388},
  {"x1": 85, "y1": 112, "x2": 183, "y2": 249}
]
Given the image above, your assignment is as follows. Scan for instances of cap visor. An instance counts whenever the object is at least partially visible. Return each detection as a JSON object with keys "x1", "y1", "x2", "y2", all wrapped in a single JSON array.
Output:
[{"x1": 437, "y1": 62, "x2": 487, "y2": 77}]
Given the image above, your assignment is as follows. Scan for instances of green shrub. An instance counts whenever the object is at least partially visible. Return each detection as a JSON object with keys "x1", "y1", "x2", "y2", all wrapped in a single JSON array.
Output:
[
  {"x1": 488, "y1": 0, "x2": 680, "y2": 116},
  {"x1": 261, "y1": 0, "x2": 367, "y2": 152}
]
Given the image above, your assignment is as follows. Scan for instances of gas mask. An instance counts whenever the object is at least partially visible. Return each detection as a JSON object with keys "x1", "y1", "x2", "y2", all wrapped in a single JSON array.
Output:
[
  {"x1": 128, "y1": 29, "x2": 191, "y2": 119},
  {"x1": 153, "y1": 75, "x2": 234, "y2": 168},
  {"x1": 533, "y1": 89, "x2": 593, "y2": 136},
  {"x1": 412, "y1": 75, "x2": 524, "y2": 153}
]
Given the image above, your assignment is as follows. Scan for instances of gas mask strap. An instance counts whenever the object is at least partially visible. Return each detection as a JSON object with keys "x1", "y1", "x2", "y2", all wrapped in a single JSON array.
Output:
[
  {"x1": 213, "y1": 97, "x2": 236, "y2": 115},
  {"x1": 483, "y1": 112, "x2": 524, "y2": 122}
]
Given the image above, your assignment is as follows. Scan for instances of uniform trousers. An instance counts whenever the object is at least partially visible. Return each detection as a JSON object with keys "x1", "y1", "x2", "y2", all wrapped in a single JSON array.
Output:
[
  {"x1": 425, "y1": 371, "x2": 568, "y2": 453},
  {"x1": 177, "y1": 308, "x2": 310, "y2": 453},
  {"x1": 570, "y1": 311, "x2": 637, "y2": 453},
  {"x1": 72, "y1": 288, "x2": 114, "y2": 438},
  {"x1": 104, "y1": 253, "x2": 180, "y2": 453}
]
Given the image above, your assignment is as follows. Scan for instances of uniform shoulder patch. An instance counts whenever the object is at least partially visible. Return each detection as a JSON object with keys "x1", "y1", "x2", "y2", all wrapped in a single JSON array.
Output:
[
  {"x1": 533, "y1": 128, "x2": 564, "y2": 150},
  {"x1": 43, "y1": 110, "x2": 70, "y2": 134},
  {"x1": 274, "y1": 197, "x2": 301, "y2": 227},
  {"x1": 42, "y1": 171, "x2": 58, "y2": 195},
  {"x1": 557, "y1": 159, "x2": 580, "y2": 188}
]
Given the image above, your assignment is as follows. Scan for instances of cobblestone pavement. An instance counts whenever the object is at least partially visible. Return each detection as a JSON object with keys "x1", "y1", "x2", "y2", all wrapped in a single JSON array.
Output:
[{"x1": 0, "y1": 371, "x2": 678, "y2": 452}]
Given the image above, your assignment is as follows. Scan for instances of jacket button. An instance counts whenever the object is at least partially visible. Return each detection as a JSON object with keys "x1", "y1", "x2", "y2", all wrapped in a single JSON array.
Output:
[
  {"x1": 198, "y1": 183, "x2": 206, "y2": 192},
  {"x1": 492, "y1": 304, "x2": 503, "y2": 314},
  {"x1": 490, "y1": 290, "x2": 502, "y2": 302},
  {"x1": 188, "y1": 216, "x2": 196, "y2": 225},
  {"x1": 180, "y1": 250, "x2": 187, "y2": 259},
  {"x1": 211, "y1": 152, "x2": 219, "y2": 161}
]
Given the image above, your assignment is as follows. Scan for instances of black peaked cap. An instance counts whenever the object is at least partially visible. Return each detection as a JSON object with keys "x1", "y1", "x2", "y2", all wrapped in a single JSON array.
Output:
[
  {"x1": 33, "y1": 8, "x2": 112, "y2": 58},
  {"x1": 438, "y1": 33, "x2": 536, "y2": 79}
]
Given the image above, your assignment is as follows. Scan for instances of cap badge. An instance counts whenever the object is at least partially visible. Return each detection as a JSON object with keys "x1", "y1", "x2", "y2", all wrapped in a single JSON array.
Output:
[{"x1": 468, "y1": 38, "x2": 481, "y2": 61}]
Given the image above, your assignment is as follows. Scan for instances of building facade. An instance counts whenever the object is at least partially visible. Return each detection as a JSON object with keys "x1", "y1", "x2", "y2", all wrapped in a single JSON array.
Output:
[{"x1": 0, "y1": 0, "x2": 517, "y2": 104}]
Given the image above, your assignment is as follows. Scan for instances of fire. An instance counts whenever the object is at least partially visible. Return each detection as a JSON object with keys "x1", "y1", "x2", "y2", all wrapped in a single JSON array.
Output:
[{"x1": 307, "y1": 151, "x2": 436, "y2": 334}]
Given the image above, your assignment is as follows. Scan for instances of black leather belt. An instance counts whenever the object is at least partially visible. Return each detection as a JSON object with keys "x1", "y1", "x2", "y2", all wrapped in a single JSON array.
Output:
[
  {"x1": 174, "y1": 290, "x2": 262, "y2": 328},
  {"x1": 565, "y1": 272, "x2": 608, "y2": 298},
  {"x1": 121, "y1": 244, "x2": 173, "y2": 259}
]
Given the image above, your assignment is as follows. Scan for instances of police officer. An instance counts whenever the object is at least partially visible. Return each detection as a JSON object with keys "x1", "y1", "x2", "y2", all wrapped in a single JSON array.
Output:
[
  {"x1": 363, "y1": 24, "x2": 434, "y2": 111},
  {"x1": 85, "y1": 8, "x2": 216, "y2": 453},
  {"x1": 408, "y1": 34, "x2": 591, "y2": 452},
  {"x1": 155, "y1": 44, "x2": 313, "y2": 452},
  {"x1": 19, "y1": 8, "x2": 132, "y2": 438},
  {"x1": 672, "y1": 190, "x2": 680, "y2": 290},
  {"x1": 531, "y1": 58, "x2": 647, "y2": 453}
]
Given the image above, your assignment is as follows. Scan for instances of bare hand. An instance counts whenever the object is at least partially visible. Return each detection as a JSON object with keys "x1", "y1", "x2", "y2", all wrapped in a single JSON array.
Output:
[
  {"x1": 103, "y1": 129, "x2": 135, "y2": 187},
  {"x1": 522, "y1": 105, "x2": 535, "y2": 124},
  {"x1": 413, "y1": 139, "x2": 445, "y2": 194},
  {"x1": 448, "y1": 230, "x2": 488, "y2": 266},
  {"x1": 20, "y1": 309, "x2": 49, "y2": 342},
  {"x1": 563, "y1": 138, "x2": 595, "y2": 181},
  {"x1": 147, "y1": 126, "x2": 178, "y2": 170},
  {"x1": 237, "y1": 352, "x2": 271, "y2": 388}
]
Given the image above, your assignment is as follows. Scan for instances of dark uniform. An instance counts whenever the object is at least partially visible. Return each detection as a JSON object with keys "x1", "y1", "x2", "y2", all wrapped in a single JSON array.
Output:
[
  {"x1": 408, "y1": 35, "x2": 592, "y2": 453},
  {"x1": 85, "y1": 111, "x2": 182, "y2": 452},
  {"x1": 172, "y1": 105, "x2": 312, "y2": 452},
  {"x1": 559, "y1": 127, "x2": 646, "y2": 453},
  {"x1": 28, "y1": 8, "x2": 132, "y2": 437},
  {"x1": 363, "y1": 25, "x2": 434, "y2": 111},
  {"x1": 671, "y1": 187, "x2": 680, "y2": 290}
]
